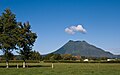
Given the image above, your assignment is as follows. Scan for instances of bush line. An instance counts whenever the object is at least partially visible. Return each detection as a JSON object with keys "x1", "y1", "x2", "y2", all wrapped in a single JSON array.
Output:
[{"x1": 43, "y1": 60, "x2": 120, "y2": 63}]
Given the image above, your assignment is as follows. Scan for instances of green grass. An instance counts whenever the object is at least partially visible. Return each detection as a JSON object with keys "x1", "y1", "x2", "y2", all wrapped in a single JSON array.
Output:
[{"x1": 0, "y1": 63, "x2": 120, "y2": 75}]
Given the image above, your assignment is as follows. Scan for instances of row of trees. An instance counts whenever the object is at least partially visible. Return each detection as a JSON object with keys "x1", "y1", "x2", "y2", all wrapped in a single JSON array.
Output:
[
  {"x1": 43, "y1": 53, "x2": 111, "y2": 61},
  {"x1": 0, "y1": 52, "x2": 109, "y2": 61},
  {"x1": 43, "y1": 53, "x2": 81, "y2": 60},
  {"x1": 0, "y1": 8, "x2": 37, "y2": 68}
]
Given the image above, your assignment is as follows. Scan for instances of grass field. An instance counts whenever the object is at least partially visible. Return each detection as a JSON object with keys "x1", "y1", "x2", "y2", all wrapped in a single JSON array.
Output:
[{"x1": 0, "y1": 63, "x2": 120, "y2": 75}]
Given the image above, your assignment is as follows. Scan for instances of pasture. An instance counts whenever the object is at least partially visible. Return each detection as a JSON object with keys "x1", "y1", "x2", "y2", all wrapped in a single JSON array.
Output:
[{"x1": 0, "y1": 63, "x2": 120, "y2": 75}]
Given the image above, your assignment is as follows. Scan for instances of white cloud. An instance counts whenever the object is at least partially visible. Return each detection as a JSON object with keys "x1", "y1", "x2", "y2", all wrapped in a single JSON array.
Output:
[
  {"x1": 65, "y1": 28, "x2": 75, "y2": 34},
  {"x1": 65, "y1": 25, "x2": 87, "y2": 34}
]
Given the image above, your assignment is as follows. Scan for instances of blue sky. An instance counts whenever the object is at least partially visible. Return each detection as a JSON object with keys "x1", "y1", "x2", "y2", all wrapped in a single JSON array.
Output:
[{"x1": 0, "y1": 0, "x2": 120, "y2": 55}]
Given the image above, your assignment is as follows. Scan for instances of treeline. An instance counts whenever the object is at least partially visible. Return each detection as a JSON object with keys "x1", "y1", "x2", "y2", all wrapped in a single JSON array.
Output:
[
  {"x1": 1, "y1": 53, "x2": 120, "y2": 63},
  {"x1": 43, "y1": 53, "x2": 111, "y2": 61},
  {"x1": 43, "y1": 53, "x2": 80, "y2": 60},
  {"x1": 43, "y1": 53, "x2": 120, "y2": 63},
  {"x1": 0, "y1": 52, "x2": 114, "y2": 61}
]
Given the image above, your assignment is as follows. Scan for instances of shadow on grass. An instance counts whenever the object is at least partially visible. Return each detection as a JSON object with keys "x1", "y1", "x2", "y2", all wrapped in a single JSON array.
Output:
[{"x1": 0, "y1": 65, "x2": 51, "y2": 68}]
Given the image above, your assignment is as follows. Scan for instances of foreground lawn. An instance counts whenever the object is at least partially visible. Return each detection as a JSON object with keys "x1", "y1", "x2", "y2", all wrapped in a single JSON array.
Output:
[{"x1": 0, "y1": 63, "x2": 120, "y2": 75}]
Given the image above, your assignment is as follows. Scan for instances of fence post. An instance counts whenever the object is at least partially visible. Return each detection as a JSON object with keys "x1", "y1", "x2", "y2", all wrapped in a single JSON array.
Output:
[
  {"x1": 52, "y1": 63, "x2": 54, "y2": 69},
  {"x1": 17, "y1": 64, "x2": 19, "y2": 68}
]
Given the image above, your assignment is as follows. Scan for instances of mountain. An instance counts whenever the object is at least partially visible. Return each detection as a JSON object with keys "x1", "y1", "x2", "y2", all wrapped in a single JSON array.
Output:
[{"x1": 52, "y1": 40, "x2": 116, "y2": 58}]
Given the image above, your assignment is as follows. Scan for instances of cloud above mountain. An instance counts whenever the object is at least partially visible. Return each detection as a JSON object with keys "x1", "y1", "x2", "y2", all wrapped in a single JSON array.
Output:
[{"x1": 65, "y1": 25, "x2": 87, "y2": 34}]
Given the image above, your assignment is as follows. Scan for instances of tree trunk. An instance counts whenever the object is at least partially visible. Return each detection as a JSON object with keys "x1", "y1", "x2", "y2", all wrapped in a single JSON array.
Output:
[
  {"x1": 6, "y1": 59, "x2": 9, "y2": 68},
  {"x1": 23, "y1": 60, "x2": 26, "y2": 68}
]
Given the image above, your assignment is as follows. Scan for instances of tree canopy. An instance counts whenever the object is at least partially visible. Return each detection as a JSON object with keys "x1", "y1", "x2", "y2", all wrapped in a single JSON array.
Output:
[
  {"x1": 17, "y1": 22, "x2": 37, "y2": 61},
  {"x1": 0, "y1": 8, "x2": 18, "y2": 62}
]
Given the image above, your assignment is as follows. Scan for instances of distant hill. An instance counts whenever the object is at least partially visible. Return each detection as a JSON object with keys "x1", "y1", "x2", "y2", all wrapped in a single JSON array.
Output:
[{"x1": 52, "y1": 40, "x2": 116, "y2": 58}]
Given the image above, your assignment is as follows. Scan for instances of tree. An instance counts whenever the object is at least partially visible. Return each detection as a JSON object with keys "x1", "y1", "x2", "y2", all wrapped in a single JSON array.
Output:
[
  {"x1": 0, "y1": 8, "x2": 18, "y2": 68},
  {"x1": 4, "y1": 52, "x2": 14, "y2": 60},
  {"x1": 50, "y1": 54, "x2": 62, "y2": 60},
  {"x1": 17, "y1": 22, "x2": 37, "y2": 68},
  {"x1": 30, "y1": 50, "x2": 41, "y2": 60},
  {"x1": 61, "y1": 54, "x2": 72, "y2": 60},
  {"x1": 44, "y1": 53, "x2": 54, "y2": 60}
]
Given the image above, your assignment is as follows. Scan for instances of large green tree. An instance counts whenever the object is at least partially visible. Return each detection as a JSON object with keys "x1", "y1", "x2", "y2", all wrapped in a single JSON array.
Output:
[
  {"x1": 0, "y1": 8, "x2": 37, "y2": 68},
  {"x1": 0, "y1": 8, "x2": 18, "y2": 68},
  {"x1": 17, "y1": 22, "x2": 37, "y2": 68}
]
